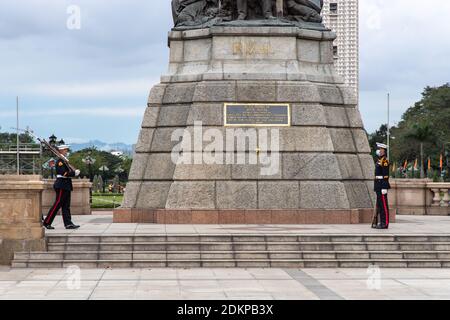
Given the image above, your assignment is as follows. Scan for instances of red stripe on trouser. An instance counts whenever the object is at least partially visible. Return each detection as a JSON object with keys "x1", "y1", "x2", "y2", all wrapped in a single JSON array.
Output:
[
  {"x1": 45, "y1": 189, "x2": 63, "y2": 224},
  {"x1": 381, "y1": 194, "x2": 389, "y2": 226}
]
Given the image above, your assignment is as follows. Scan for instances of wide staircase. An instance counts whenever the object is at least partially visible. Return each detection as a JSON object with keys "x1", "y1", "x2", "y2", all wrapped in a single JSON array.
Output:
[{"x1": 12, "y1": 234, "x2": 450, "y2": 268}]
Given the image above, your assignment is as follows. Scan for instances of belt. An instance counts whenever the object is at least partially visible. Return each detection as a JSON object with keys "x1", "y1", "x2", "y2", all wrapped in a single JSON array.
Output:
[
  {"x1": 56, "y1": 175, "x2": 70, "y2": 179},
  {"x1": 375, "y1": 176, "x2": 389, "y2": 180}
]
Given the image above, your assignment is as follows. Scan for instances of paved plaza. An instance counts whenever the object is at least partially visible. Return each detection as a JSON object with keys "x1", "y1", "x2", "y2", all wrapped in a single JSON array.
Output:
[
  {"x1": 0, "y1": 213, "x2": 450, "y2": 300},
  {"x1": 1, "y1": 267, "x2": 450, "y2": 300},
  {"x1": 44, "y1": 212, "x2": 450, "y2": 236}
]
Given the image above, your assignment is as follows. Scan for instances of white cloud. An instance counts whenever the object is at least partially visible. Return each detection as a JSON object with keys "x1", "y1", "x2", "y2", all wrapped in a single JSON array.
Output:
[
  {"x1": 0, "y1": 106, "x2": 145, "y2": 118},
  {"x1": 26, "y1": 78, "x2": 158, "y2": 98}
]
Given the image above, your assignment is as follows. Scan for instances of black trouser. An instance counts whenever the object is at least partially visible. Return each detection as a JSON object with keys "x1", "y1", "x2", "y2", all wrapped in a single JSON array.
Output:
[
  {"x1": 44, "y1": 188, "x2": 72, "y2": 226},
  {"x1": 376, "y1": 191, "x2": 390, "y2": 227}
]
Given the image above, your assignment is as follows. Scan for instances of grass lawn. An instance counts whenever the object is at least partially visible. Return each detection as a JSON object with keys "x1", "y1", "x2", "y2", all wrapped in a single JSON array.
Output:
[{"x1": 91, "y1": 194, "x2": 124, "y2": 209}]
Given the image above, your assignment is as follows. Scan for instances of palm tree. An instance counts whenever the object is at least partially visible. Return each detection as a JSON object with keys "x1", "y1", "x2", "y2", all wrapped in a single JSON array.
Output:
[{"x1": 405, "y1": 123, "x2": 436, "y2": 178}]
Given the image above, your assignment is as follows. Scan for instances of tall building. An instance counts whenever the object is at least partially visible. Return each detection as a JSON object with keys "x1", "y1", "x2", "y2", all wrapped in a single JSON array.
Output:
[{"x1": 322, "y1": 0, "x2": 359, "y2": 95}]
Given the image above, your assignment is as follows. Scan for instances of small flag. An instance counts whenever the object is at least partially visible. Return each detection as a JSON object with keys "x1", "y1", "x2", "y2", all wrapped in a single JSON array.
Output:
[
  {"x1": 414, "y1": 159, "x2": 418, "y2": 170},
  {"x1": 440, "y1": 154, "x2": 444, "y2": 169},
  {"x1": 428, "y1": 157, "x2": 431, "y2": 170}
]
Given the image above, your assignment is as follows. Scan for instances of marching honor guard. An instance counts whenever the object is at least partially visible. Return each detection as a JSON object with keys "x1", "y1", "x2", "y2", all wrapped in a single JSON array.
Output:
[
  {"x1": 373, "y1": 143, "x2": 391, "y2": 230},
  {"x1": 43, "y1": 145, "x2": 81, "y2": 230}
]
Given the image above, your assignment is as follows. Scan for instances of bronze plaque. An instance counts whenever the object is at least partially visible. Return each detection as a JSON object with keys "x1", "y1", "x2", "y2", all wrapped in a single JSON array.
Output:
[{"x1": 224, "y1": 103, "x2": 291, "y2": 127}]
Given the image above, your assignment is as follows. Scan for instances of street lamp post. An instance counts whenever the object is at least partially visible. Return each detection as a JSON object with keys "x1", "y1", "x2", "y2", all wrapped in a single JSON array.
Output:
[
  {"x1": 99, "y1": 165, "x2": 109, "y2": 193},
  {"x1": 82, "y1": 151, "x2": 96, "y2": 182},
  {"x1": 82, "y1": 151, "x2": 96, "y2": 203}
]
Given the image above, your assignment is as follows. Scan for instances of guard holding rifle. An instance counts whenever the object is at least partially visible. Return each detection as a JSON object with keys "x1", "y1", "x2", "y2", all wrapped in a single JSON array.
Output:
[
  {"x1": 372, "y1": 143, "x2": 391, "y2": 230},
  {"x1": 43, "y1": 145, "x2": 81, "y2": 230}
]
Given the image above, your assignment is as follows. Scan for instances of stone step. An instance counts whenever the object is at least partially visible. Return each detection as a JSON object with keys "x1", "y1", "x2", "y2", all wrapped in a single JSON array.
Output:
[
  {"x1": 11, "y1": 259, "x2": 450, "y2": 269},
  {"x1": 45, "y1": 234, "x2": 450, "y2": 244},
  {"x1": 15, "y1": 251, "x2": 450, "y2": 261},
  {"x1": 46, "y1": 242, "x2": 450, "y2": 252}
]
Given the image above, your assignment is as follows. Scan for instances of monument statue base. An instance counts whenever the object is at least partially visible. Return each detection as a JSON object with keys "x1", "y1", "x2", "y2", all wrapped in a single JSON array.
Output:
[
  {"x1": 116, "y1": 26, "x2": 378, "y2": 224},
  {"x1": 114, "y1": 208, "x2": 396, "y2": 224},
  {"x1": 0, "y1": 175, "x2": 46, "y2": 265}
]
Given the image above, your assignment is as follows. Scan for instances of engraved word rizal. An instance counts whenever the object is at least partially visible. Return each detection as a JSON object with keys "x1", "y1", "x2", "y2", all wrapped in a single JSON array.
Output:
[{"x1": 232, "y1": 40, "x2": 273, "y2": 56}]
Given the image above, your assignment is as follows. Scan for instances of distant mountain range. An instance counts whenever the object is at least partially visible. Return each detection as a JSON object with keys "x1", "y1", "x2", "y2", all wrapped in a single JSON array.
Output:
[{"x1": 69, "y1": 140, "x2": 134, "y2": 154}]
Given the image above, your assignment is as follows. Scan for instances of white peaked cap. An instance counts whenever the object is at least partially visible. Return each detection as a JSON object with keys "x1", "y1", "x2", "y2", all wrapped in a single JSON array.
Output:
[
  {"x1": 57, "y1": 144, "x2": 71, "y2": 150},
  {"x1": 376, "y1": 143, "x2": 388, "y2": 149}
]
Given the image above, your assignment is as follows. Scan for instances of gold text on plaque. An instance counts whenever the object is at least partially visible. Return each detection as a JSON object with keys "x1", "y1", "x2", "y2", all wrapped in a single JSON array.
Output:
[{"x1": 232, "y1": 41, "x2": 272, "y2": 56}]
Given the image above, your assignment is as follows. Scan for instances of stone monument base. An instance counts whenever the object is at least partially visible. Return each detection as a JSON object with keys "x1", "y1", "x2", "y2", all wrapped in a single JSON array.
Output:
[
  {"x1": 0, "y1": 175, "x2": 46, "y2": 265},
  {"x1": 114, "y1": 208, "x2": 396, "y2": 224}
]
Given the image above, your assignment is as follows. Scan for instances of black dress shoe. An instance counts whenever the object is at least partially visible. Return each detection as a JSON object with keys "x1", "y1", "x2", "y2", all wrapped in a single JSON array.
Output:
[
  {"x1": 65, "y1": 224, "x2": 80, "y2": 230},
  {"x1": 43, "y1": 224, "x2": 55, "y2": 230},
  {"x1": 376, "y1": 225, "x2": 388, "y2": 230}
]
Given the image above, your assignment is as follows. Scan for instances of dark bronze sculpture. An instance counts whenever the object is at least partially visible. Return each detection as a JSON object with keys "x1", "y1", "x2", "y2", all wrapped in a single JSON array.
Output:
[
  {"x1": 237, "y1": 0, "x2": 275, "y2": 20},
  {"x1": 171, "y1": 0, "x2": 324, "y2": 28},
  {"x1": 285, "y1": 0, "x2": 323, "y2": 23}
]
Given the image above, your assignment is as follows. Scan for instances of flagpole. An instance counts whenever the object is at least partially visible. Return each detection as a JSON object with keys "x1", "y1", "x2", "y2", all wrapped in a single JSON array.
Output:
[
  {"x1": 387, "y1": 93, "x2": 390, "y2": 161},
  {"x1": 16, "y1": 96, "x2": 20, "y2": 175}
]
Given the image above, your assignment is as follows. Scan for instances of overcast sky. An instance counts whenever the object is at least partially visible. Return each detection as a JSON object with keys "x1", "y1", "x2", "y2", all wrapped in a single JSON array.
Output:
[{"x1": 0, "y1": 0, "x2": 449, "y2": 144}]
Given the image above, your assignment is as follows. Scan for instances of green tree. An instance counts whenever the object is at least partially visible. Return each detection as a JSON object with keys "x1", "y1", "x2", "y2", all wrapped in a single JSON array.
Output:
[
  {"x1": 379, "y1": 83, "x2": 450, "y2": 179},
  {"x1": 404, "y1": 123, "x2": 436, "y2": 178}
]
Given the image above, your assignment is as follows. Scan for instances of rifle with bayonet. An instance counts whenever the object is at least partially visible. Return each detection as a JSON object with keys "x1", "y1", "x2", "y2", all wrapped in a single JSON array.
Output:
[{"x1": 15, "y1": 127, "x2": 77, "y2": 173}]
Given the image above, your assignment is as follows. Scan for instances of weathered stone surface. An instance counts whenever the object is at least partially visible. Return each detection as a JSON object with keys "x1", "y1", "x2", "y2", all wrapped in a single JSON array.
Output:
[
  {"x1": 174, "y1": 162, "x2": 231, "y2": 180},
  {"x1": 352, "y1": 129, "x2": 372, "y2": 153},
  {"x1": 135, "y1": 128, "x2": 154, "y2": 153},
  {"x1": 320, "y1": 40, "x2": 334, "y2": 64},
  {"x1": 141, "y1": 107, "x2": 159, "y2": 128},
  {"x1": 335, "y1": 154, "x2": 364, "y2": 180},
  {"x1": 192, "y1": 82, "x2": 236, "y2": 102},
  {"x1": 325, "y1": 107, "x2": 350, "y2": 128},
  {"x1": 344, "y1": 182, "x2": 373, "y2": 208},
  {"x1": 128, "y1": 154, "x2": 149, "y2": 180},
  {"x1": 346, "y1": 107, "x2": 364, "y2": 128},
  {"x1": 216, "y1": 181, "x2": 257, "y2": 209},
  {"x1": 329, "y1": 128, "x2": 356, "y2": 153},
  {"x1": 365, "y1": 181, "x2": 377, "y2": 207},
  {"x1": 338, "y1": 86, "x2": 358, "y2": 105},
  {"x1": 144, "y1": 153, "x2": 176, "y2": 180},
  {"x1": 297, "y1": 39, "x2": 320, "y2": 63},
  {"x1": 183, "y1": 38, "x2": 212, "y2": 62},
  {"x1": 232, "y1": 152, "x2": 282, "y2": 180},
  {"x1": 169, "y1": 40, "x2": 184, "y2": 63},
  {"x1": 300, "y1": 182, "x2": 350, "y2": 209},
  {"x1": 122, "y1": 182, "x2": 142, "y2": 208},
  {"x1": 148, "y1": 85, "x2": 167, "y2": 104},
  {"x1": 166, "y1": 182, "x2": 216, "y2": 209},
  {"x1": 358, "y1": 154, "x2": 376, "y2": 180},
  {"x1": 280, "y1": 127, "x2": 334, "y2": 152},
  {"x1": 187, "y1": 103, "x2": 223, "y2": 126},
  {"x1": 150, "y1": 127, "x2": 184, "y2": 152},
  {"x1": 277, "y1": 82, "x2": 320, "y2": 103},
  {"x1": 283, "y1": 153, "x2": 342, "y2": 180},
  {"x1": 237, "y1": 81, "x2": 277, "y2": 102},
  {"x1": 317, "y1": 85, "x2": 344, "y2": 105},
  {"x1": 291, "y1": 104, "x2": 327, "y2": 126},
  {"x1": 0, "y1": 175, "x2": 46, "y2": 264},
  {"x1": 162, "y1": 83, "x2": 196, "y2": 104},
  {"x1": 258, "y1": 182, "x2": 300, "y2": 209},
  {"x1": 136, "y1": 182, "x2": 172, "y2": 208},
  {"x1": 157, "y1": 105, "x2": 190, "y2": 127}
]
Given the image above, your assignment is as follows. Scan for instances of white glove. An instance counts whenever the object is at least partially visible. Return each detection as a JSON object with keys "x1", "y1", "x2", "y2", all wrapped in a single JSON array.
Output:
[
  {"x1": 382, "y1": 189, "x2": 388, "y2": 195},
  {"x1": 75, "y1": 170, "x2": 80, "y2": 177}
]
